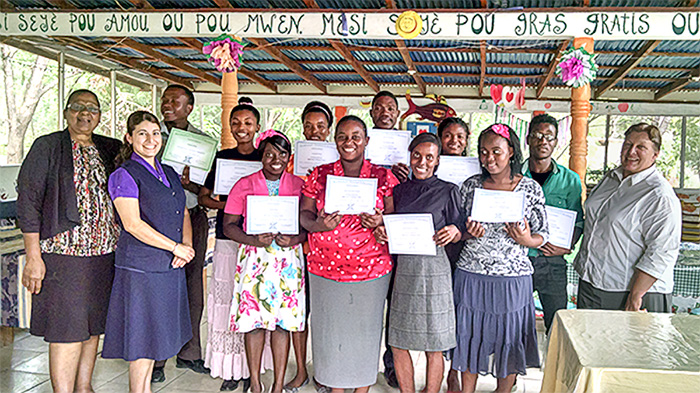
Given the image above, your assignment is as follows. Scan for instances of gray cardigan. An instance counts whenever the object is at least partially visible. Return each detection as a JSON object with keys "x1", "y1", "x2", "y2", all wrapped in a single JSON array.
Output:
[{"x1": 17, "y1": 129, "x2": 121, "y2": 239}]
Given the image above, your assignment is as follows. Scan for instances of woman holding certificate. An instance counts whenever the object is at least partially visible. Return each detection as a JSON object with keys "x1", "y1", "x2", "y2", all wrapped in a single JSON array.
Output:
[
  {"x1": 284, "y1": 100, "x2": 334, "y2": 393},
  {"x1": 300, "y1": 115, "x2": 399, "y2": 393},
  {"x1": 453, "y1": 124, "x2": 548, "y2": 393},
  {"x1": 222, "y1": 130, "x2": 306, "y2": 393},
  {"x1": 437, "y1": 116, "x2": 470, "y2": 393},
  {"x1": 374, "y1": 132, "x2": 464, "y2": 393},
  {"x1": 102, "y1": 111, "x2": 195, "y2": 391},
  {"x1": 199, "y1": 98, "x2": 272, "y2": 391}
]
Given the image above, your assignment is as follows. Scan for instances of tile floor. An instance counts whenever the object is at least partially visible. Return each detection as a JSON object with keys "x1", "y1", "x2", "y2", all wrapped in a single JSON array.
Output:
[{"x1": 1, "y1": 278, "x2": 547, "y2": 393}]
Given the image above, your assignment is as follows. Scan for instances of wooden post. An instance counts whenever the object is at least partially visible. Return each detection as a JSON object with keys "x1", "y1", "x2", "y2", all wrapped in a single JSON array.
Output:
[
  {"x1": 220, "y1": 71, "x2": 238, "y2": 149},
  {"x1": 569, "y1": 37, "x2": 594, "y2": 193}
]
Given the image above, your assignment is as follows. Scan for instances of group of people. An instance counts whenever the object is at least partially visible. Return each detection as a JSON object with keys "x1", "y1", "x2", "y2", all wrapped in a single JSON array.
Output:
[{"x1": 16, "y1": 86, "x2": 681, "y2": 393}]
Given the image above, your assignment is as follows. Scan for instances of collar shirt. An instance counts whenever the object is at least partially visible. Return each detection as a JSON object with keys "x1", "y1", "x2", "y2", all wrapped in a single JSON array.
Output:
[
  {"x1": 523, "y1": 158, "x2": 584, "y2": 257},
  {"x1": 574, "y1": 165, "x2": 681, "y2": 294},
  {"x1": 159, "y1": 121, "x2": 207, "y2": 209}
]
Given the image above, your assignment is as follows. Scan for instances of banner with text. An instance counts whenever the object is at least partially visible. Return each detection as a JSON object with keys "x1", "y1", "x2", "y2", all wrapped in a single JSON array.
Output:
[{"x1": 0, "y1": 11, "x2": 699, "y2": 40}]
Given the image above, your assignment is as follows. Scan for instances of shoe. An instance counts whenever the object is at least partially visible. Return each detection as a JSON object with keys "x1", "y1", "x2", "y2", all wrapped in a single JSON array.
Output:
[
  {"x1": 384, "y1": 367, "x2": 399, "y2": 388},
  {"x1": 313, "y1": 378, "x2": 330, "y2": 393},
  {"x1": 220, "y1": 379, "x2": 239, "y2": 391},
  {"x1": 151, "y1": 366, "x2": 165, "y2": 383},
  {"x1": 176, "y1": 357, "x2": 211, "y2": 374},
  {"x1": 283, "y1": 377, "x2": 309, "y2": 393},
  {"x1": 242, "y1": 378, "x2": 251, "y2": 393}
]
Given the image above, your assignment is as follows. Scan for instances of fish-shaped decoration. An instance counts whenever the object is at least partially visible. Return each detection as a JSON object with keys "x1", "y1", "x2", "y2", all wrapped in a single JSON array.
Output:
[{"x1": 400, "y1": 90, "x2": 457, "y2": 123}]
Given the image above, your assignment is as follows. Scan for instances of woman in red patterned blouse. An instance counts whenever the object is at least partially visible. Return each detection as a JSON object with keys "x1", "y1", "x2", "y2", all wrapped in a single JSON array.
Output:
[{"x1": 300, "y1": 115, "x2": 399, "y2": 392}]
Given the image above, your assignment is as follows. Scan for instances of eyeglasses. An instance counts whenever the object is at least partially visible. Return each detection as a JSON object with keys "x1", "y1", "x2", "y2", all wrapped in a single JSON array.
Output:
[
  {"x1": 66, "y1": 103, "x2": 100, "y2": 114},
  {"x1": 530, "y1": 132, "x2": 556, "y2": 142}
]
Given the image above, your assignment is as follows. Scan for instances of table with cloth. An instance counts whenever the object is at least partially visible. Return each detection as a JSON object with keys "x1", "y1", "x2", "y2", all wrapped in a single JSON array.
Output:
[{"x1": 541, "y1": 309, "x2": 700, "y2": 393}]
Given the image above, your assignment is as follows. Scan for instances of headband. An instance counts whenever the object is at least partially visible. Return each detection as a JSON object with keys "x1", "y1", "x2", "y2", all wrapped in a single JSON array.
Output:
[
  {"x1": 491, "y1": 124, "x2": 510, "y2": 140},
  {"x1": 305, "y1": 104, "x2": 332, "y2": 121},
  {"x1": 254, "y1": 129, "x2": 290, "y2": 149}
]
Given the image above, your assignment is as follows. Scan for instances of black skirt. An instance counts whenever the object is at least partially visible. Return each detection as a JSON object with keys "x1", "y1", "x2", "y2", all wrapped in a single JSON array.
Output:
[{"x1": 30, "y1": 252, "x2": 115, "y2": 343}]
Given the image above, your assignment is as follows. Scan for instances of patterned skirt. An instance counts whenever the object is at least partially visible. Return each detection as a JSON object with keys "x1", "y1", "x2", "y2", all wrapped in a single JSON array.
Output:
[
  {"x1": 229, "y1": 243, "x2": 306, "y2": 333},
  {"x1": 205, "y1": 239, "x2": 273, "y2": 380}
]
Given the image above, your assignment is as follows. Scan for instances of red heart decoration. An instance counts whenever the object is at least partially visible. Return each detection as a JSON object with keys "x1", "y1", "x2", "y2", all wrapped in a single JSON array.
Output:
[
  {"x1": 618, "y1": 103, "x2": 629, "y2": 113},
  {"x1": 505, "y1": 91, "x2": 514, "y2": 102},
  {"x1": 544, "y1": 103, "x2": 552, "y2": 109},
  {"x1": 490, "y1": 85, "x2": 503, "y2": 104}
]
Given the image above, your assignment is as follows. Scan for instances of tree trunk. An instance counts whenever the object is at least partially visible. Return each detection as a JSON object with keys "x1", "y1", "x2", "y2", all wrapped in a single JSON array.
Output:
[{"x1": 1, "y1": 45, "x2": 55, "y2": 164}]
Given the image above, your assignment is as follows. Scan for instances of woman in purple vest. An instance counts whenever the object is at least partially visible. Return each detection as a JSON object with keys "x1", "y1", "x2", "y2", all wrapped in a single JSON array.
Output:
[{"x1": 102, "y1": 111, "x2": 196, "y2": 392}]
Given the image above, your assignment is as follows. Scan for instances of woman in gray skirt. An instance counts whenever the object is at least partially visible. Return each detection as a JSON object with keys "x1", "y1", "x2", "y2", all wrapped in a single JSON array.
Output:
[
  {"x1": 375, "y1": 132, "x2": 464, "y2": 393},
  {"x1": 300, "y1": 115, "x2": 399, "y2": 393},
  {"x1": 454, "y1": 124, "x2": 548, "y2": 393}
]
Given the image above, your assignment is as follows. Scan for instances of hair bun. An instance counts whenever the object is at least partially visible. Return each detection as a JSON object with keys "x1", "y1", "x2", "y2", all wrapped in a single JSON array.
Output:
[{"x1": 238, "y1": 96, "x2": 253, "y2": 105}]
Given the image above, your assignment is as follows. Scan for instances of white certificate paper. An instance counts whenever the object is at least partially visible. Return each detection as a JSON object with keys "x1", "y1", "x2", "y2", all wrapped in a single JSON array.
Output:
[
  {"x1": 0, "y1": 164, "x2": 20, "y2": 202},
  {"x1": 214, "y1": 159, "x2": 263, "y2": 196},
  {"x1": 366, "y1": 129, "x2": 411, "y2": 166},
  {"x1": 324, "y1": 175, "x2": 378, "y2": 215},
  {"x1": 545, "y1": 206, "x2": 577, "y2": 249},
  {"x1": 161, "y1": 159, "x2": 208, "y2": 185},
  {"x1": 435, "y1": 156, "x2": 481, "y2": 186},
  {"x1": 470, "y1": 188, "x2": 525, "y2": 223},
  {"x1": 246, "y1": 196, "x2": 299, "y2": 235},
  {"x1": 161, "y1": 128, "x2": 218, "y2": 172},
  {"x1": 293, "y1": 141, "x2": 339, "y2": 177},
  {"x1": 384, "y1": 214, "x2": 437, "y2": 256}
]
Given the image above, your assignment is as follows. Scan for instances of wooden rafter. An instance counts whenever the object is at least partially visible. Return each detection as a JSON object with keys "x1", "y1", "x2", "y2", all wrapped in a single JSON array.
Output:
[
  {"x1": 329, "y1": 40, "x2": 379, "y2": 93},
  {"x1": 594, "y1": 40, "x2": 662, "y2": 99},
  {"x1": 396, "y1": 40, "x2": 426, "y2": 95},
  {"x1": 246, "y1": 37, "x2": 327, "y2": 93},
  {"x1": 57, "y1": 37, "x2": 194, "y2": 87},
  {"x1": 655, "y1": 67, "x2": 700, "y2": 100},
  {"x1": 537, "y1": 39, "x2": 571, "y2": 98},
  {"x1": 479, "y1": 40, "x2": 487, "y2": 96}
]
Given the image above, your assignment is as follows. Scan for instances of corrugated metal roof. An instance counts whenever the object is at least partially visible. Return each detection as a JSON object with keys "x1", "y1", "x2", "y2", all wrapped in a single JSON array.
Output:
[
  {"x1": 132, "y1": 37, "x2": 185, "y2": 46},
  {"x1": 242, "y1": 50, "x2": 277, "y2": 61},
  {"x1": 487, "y1": 52, "x2": 550, "y2": 65},
  {"x1": 166, "y1": 70, "x2": 199, "y2": 79},
  {"x1": 595, "y1": 53, "x2": 633, "y2": 67},
  {"x1": 613, "y1": 80, "x2": 670, "y2": 89},
  {"x1": 423, "y1": 75, "x2": 480, "y2": 85},
  {"x1": 374, "y1": 74, "x2": 414, "y2": 83},
  {"x1": 282, "y1": 49, "x2": 345, "y2": 61},
  {"x1": 640, "y1": 56, "x2": 700, "y2": 69},
  {"x1": 244, "y1": 63, "x2": 290, "y2": 72},
  {"x1": 365, "y1": 64, "x2": 408, "y2": 73},
  {"x1": 303, "y1": 63, "x2": 356, "y2": 72},
  {"x1": 263, "y1": 73, "x2": 305, "y2": 81},
  {"x1": 489, "y1": 66, "x2": 542, "y2": 76},
  {"x1": 411, "y1": 51, "x2": 481, "y2": 63},
  {"x1": 353, "y1": 50, "x2": 405, "y2": 62},
  {"x1": 687, "y1": 82, "x2": 700, "y2": 89},
  {"x1": 155, "y1": 48, "x2": 206, "y2": 60},
  {"x1": 628, "y1": 69, "x2": 692, "y2": 79},
  {"x1": 316, "y1": 74, "x2": 365, "y2": 82},
  {"x1": 417, "y1": 64, "x2": 481, "y2": 74},
  {"x1": 595, "y1": 40, "x2": 645, "y2": 52},
  {"x1": 141, "y1": 60, "x2": 173, "y2": 69}
]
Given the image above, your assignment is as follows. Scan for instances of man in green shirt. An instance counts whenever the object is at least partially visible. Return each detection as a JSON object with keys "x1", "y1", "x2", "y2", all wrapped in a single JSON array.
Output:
[{"x1": 523, "y1": 114, "x2": 584, "y2": 332}]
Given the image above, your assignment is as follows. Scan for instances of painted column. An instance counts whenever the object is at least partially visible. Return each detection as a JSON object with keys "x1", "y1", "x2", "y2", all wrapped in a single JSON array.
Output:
[
  {"x1": 220, "y1": 70, "x2": 238, "y2": 149},
  {"x1": 569, "y1": 37, "x2": 593, "y2": 193}
]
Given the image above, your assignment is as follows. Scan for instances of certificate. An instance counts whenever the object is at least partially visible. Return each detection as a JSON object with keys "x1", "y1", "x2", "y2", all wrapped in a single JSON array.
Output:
[
  {"x1": 293, "y1": 141, "x2": 339, "y2": 177},
  {"x1": 545, "y1": 206, "x2": 577, "y2": 249},
  {"x1": 161, "y1": 159, "x2": 208, "y2": 185},
  {"x1": 214, "y1": 159, "x2": 263, "y2": 196},
  {"x1": 0, "y1": 164, "x2": 20, "y2": 202},
  {"x1": 246, "y1": 196, "x2": 299, "y2": 235},
  {"x1": 470, "y1": 188, "x2": 525, "y2": 223},
  {"x1": 324, "y1": 175, "x2": 378, "y2": 215},
  {"x1": 365, "y1": 129, "x2": 411, "y2": 166},
  {"x1": 161, "y1": 128, "x2": 217, "y2": 172},
  {"x1": 384, "y1": 214, "x2": 437, "y2": 256},
  {"x1": 435, "y1": 156, "x2": 481, "y2": 186}
]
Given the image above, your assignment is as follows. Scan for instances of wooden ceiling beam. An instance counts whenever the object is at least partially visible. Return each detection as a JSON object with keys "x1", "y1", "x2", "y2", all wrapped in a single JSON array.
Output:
[
  {"x1": 246, "y1": 37, "x2": 327, "y2": 93},
  {"x1": 56, "y1": 37, "x2": 194, "y2": 87},
  {"x1": 237, "y1": 67, "x2": 277, "y2": 92},
  {"x1": 655, "y1": 67, "x2": 700, "y2": 100},
  {"x1": 118, "y1": 38, "x2": 220, "y2": 85},
  {"x1": 594, "y1": 40, "x2": 662, "y2": 99},
  {"x1": 395, "y1": 40, "x2": 426, "y2": 95},
  {"x1": 479, "y1": 40, "x2": 486, "y2": 96},
  {"x1": 329, "y1": 40, "x2": 379, "y2": 93},
  {"x1": 537, "y1": 39, "x2": 571, "y2": 98}
]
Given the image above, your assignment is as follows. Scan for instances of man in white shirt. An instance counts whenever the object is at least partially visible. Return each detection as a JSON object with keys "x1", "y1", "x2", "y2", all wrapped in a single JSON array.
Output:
[
  {"x1": 153, "y1": 85, "x2": 211, "y2": 382},
  {"x1": 575, "y1": 123, "x2": 681, "y2": 313}
]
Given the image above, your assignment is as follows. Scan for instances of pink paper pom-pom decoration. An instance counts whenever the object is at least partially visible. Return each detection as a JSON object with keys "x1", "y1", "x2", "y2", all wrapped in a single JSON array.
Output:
[{"x1": 202, "y1": 35, "x2": 245, "y2": 73}]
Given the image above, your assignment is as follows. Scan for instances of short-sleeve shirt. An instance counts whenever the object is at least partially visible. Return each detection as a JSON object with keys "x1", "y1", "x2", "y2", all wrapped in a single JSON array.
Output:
[
  {"x1": 457, "y1": 175, "x2": 549, "y2": 277},
  {"x1": 204, "y1": 148, "x2": 262, "y2": 239},
  {"x1": 108, "y1": 153, "x2": 171, "y2": 199},
  {"x1": 302, "y1": 159, "x2": 399, "y2": 283},
  {"x1": 393, "y1": 175, "x2": 465, "y2": 232}
]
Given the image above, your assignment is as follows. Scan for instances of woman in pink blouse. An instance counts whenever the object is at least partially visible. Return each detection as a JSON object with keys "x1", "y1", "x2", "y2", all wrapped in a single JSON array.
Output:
[{"x1": 300, "y1": 115, "x2": 399, "y2": 392}]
